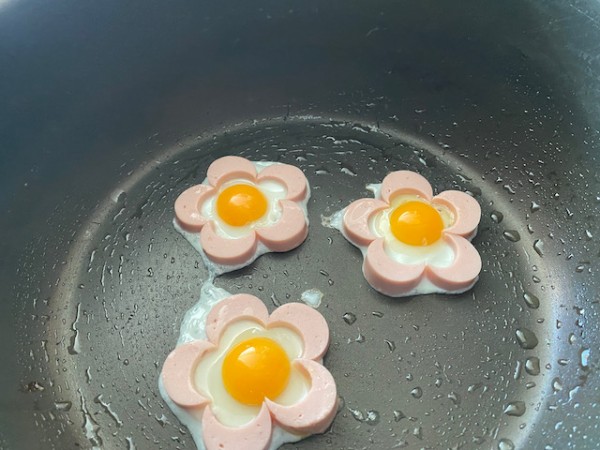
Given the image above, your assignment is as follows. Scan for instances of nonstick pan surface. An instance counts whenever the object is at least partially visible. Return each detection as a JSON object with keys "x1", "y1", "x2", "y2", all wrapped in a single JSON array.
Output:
[{"x1": 1, "y1": 1, "x2": 598, "y2": 449}]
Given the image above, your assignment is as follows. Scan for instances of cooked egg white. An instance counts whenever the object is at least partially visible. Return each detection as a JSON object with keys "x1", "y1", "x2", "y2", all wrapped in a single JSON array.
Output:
[
  {"x1": 158, "y1": 282, "x2": 308, "y2": 450},
  {"x1": 370, "y1": 193, "x2": 454, "y2": 267},
  {"x1": 194, "y1": 320, "x2": 309, "y2": 427}
]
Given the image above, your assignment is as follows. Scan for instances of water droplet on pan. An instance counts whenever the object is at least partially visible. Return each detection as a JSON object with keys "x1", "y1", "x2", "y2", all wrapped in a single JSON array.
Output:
[
  {"x1": 343, "y1": 312, "x2": 357, "y2": 325},
  {"x1": 498, "y1": 438, "x2": 515, "y2": 450},
  {"x1": 490, "y1": 211, "x2": 504, "y2": 224},
  {"x1": 533, "y1": 239, "x2": 544, "y2": 256},
  {"x1": 523, "y1": 292, "x2": 540, "y2": 309},
  {"x1": 504, "y1": 401, "x2": 526, "y2": 416},
  {"x1": 348, "y1": 407, "x2": 380, "y2": 425},
  {"x1": 270, "y1": 293, "x2": 282, "y2": 307},
  {"x1": 525, "y1": 357, "x2": 540, "y2": 375},
  {"x1": 580, "y1": 348, "x2": 590, "y2": 369},
  {"x1": 393, "y1": 410, "x2": 406, "y2": 422},
  {"x1": 355, "y1": 330, "x2": 365, "y2": 343},
  {"x1": 413, "y1": 426, "x2": 423, "y2": 439},
  {"x1": 410, "y1": 387, "x2": 423, "y2": 399},
  {"x1": 515, "y1": 328, "x2": 538, "y2": 349},
  {"x1": 503, "y1": 184, "x2": 516, "y2": 195},
  {"x1": 385, "y1": 339, "x2": 396, "y2": 352},
  {"x1": 54, "y1": 401, "x2": 73, "y2": 411},
  {"x1": 552, "y1": 378, "x2": 563, "y2": 392},
  {"x1": 447, "y1": 392, "x2": 461, "y2": 405},
  {"x1": 503, "y1": 230, "x2": 521, "y2": 242}
]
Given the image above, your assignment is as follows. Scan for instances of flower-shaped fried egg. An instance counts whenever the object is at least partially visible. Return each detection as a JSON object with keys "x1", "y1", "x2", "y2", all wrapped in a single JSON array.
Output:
[
  {"x1": 175, "y1": 156, "x2": 310, "y2": 274},
  {"x1": 337, "y1": 170, "x2": 482, "y2": 297}
]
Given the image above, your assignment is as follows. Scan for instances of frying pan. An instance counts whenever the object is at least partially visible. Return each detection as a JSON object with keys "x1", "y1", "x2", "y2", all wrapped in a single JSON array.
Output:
[{"x1": 1, "y1": 0, "x2": 599, "y2": 449}]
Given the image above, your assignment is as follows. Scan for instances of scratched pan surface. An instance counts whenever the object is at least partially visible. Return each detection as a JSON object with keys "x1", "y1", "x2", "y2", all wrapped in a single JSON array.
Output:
[{"x1": 1, "y1": 1, "x2": 599, "y2": 449}]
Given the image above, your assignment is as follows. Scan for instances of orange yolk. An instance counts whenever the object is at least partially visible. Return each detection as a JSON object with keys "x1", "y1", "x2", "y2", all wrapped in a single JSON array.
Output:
[
  {"x1": 389, "y1": 200, "x2": 444, "y2": 246},
  {"x1": 222, "y1": 337, "x2": 290, "y2": 406},
  {"x1": 216, "y1": 184, "x2": 268, "y2": 227}
]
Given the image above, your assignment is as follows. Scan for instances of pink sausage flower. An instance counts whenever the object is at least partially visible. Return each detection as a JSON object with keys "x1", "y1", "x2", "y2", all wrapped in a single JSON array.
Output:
[
  {"x1": 161, "y1": 295, "x2": 338, "y2": 450},
  {"x1": 175, "y1": 156, "x2": 310, "y2": 267},
  {"x1": 342, "y1": 170, "x2": 482, "y2": 296}
]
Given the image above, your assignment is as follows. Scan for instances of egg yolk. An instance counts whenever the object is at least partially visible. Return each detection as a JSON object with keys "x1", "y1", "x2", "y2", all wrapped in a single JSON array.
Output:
[
  {"x1": 222, "y1": 337, "x2": 290, "y2": 406},
  {"x1": 389, "y1": 201, "x2": 444, "y2": 246},
  {"x1": 216, "y1": 184, "x2": 268, "y2": 227}
]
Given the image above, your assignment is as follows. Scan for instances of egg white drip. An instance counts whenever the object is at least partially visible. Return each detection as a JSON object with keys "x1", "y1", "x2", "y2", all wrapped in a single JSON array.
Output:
[
  {"x1": 159, "y1": 282, "x2": 306, "y2": 450},
  {"x1": 175, "y1": 161, "x2": 311, "y2": 277},
  {"x1": 300, "y1": 289, "x2": 323, "y2": 308},
  {"x1": 322, "y1": 183, "x2": 474, "y2": 296}
]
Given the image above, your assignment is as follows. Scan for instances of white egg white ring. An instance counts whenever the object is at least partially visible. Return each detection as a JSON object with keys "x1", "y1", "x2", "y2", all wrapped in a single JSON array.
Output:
[
  {"x1": 201, "y1": 179, "x2": 287, "y2": 239},
  {"x1": 369, "y1": 193, "x2": 456, "y2": 268},
  {"x1": 195, "y1": 320, "x2": 309, "y2": 427}
]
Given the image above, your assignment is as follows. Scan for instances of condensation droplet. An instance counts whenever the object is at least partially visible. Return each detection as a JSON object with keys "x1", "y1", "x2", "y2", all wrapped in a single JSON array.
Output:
[
  {"x1": 348, "y1": 407, "x2": 380, "y2": 425},
  {"x1": 467, "y1": 383, "x2": 482, "y2": 392},
  {"x1": 498, "y1": 438, "x2": 515, "y2": 450},
  {"x1": 515, "y1": 328, "x2": 538, "y2": 349},
  {"x1": 343, "y1": 312, "x2": 357, "y2": 325},
  {"x1": 580, "y1": 348, "x2": 590, "y2": 369},
  {"x1": 503, "y1": 230, "x2": 521, "y2": 242},
  {"x1": 552, "y1": 378, "x2": 563, "y2": 392},
  {"x1": 447, "y1": 392, "x2": 461, "y2": 405},
  {"x1": 504, "y1": 401, "x2": 526, "y2": 416},
  {"x1": 126, "y1": 437, "x2": 136, "y2": 450},
  {"x1": 525, "y1": 357, "x2": 540, "y2": 375},
  {"x1": 364, "y1": 410, "x2": 380, "y2": 425},
  {"x1": 533, "y1": 239, "x2": 544, "y2": 257},
  {"x1": 270, "y1": 293, "x2": 282, "y2": 307},
  {"x1": 68, "y1": 303, "x2": 82, "y2": 355},
  {"x1": 393, "y1": 410, "x2": 406, "y2": 422},
  {"x1": 355, "y1": 330, "x2": 365, "y2": 343},
  {"x1": 413, "y1": 426, "x2": 423, "y2": 439},
  {"x1": 410, "y1": 387, "x2": 423, "y2": 399},
  {"x1": 54, "y1": 401, "x2": 73, "y2": 411},
  {"x1": 349, "y1": 407, "x2": 364, "y2": 422},
  {"x1": 523, "y1": 292, "x2": 540, "y2": 309},
  {"x1": 491, "y1": 211, "x2": 504, "y2": 224}
]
